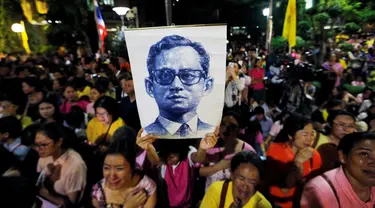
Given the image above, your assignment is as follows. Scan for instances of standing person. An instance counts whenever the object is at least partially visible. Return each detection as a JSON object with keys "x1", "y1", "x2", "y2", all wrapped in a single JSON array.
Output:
[
  {"x1": 119, "y1": 73, "x2": 141, "y2": 132},
  {"x1": 0, "y1": 116, "x2": 30, "y2": 161},
  {"x1": 322, "y1": 53, "x2": 343, "y2": 87},
  {"x1": 224, "y1": 62, "x2": 246, "y2": 112},
  {"x1": 313, "y1": 110, "x2": 356, "y2": 173},
  {"x1": 86, "y1": 96, "x2": 125, "y2": 145},
  {"x1": 35, "y1": 122, "x2": 87, "y2": 207},
  {"x1": 60, "y1": 83, "x2": 89, "y2": 114},
  {"x1": 91, "y1": 126, "x2": 157, "y2": 208},
  {"x1": 266, "y1": 114, "x2": 322, "y2": 208},
  {"x1": 301, "y1": 132, "x2": 375, "y2": 208},
  {"x1": 193, "y1": 112, "x2": 255, "y2": 190},
  {"x1": 200, "y1": 151, "x2": 272, "y2": 208},
  {"x1": 248, "y1": 57, "x2": 265, "y2": 103},
  {"x1": 116, "y1": 74, "x2": 128, "y2": 101},
  {"x1": 109, "y1": 58, "x2": 122, "y2": 78}
]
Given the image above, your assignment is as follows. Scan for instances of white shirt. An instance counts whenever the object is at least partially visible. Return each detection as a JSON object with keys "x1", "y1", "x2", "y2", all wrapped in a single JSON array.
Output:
[
  {"x1": 158, "y1": 114, "x2": 198, "y2": 136},
  {"x1": 225, "y1": 77, "x2": 246, "y2": 108}
]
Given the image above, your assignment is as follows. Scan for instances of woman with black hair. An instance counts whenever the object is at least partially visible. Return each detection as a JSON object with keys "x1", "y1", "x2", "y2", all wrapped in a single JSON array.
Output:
[
  {"x1": 35, "y1": 122, "x2": 87, "y2": 207},
  {"x1": 201, "y1": 151, "x2": 272, "y2": 207},
  {"x1": 59, "y1": 81, "x2": 90, "y2": 114},
  {"x1": 22, "y1": 76, "x2": 44, "y2": 121},
  {"x1": 37, "y1": 95, "x2": 63, "y2": 124},
  {"x1": 86, "y1": 96, "x2": 125, "y2": 145},
  {"x1": 87, "y1": 82, "x2": 107, "y2": 117},
  {"x1": 266, "y1": 114, "x2": 322, "y2": 208},
  {"x1": 313, "y1": 110, "x2": 356, "y2": 174},
  {"x1": 301, "y1": 132, "x2": 375, "y2": 207},
  {"x1": 91, "y1": 126, "x2": 157, "y2": 208}
]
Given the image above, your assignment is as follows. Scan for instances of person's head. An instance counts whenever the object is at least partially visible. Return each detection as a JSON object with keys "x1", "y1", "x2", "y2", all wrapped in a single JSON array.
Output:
[
  {"x1": 329, "y1": 53, "x2": 337, "y2": 62},
  {"x1": 274, "y1": 110, "x2": 291, "y2": 124},
  {"x1": 274, "y1": 114, "x2": 314, "y2": 149},
  {"x1": 53, "y1": 71, "x2": 64, "y2": 80},
  {"x1": 145, "y1": 35, "x2": 214, "y2": 117},
  {"x1": 94, "y1": 96, "x2": 119, "y2": 125},
  {"x1": 63, "y1": 83, "x2": 78, "y2": 102},
  {"x1": 363, "y1": 87, "x2": 373, "y2": 100},
  {"x1": 0, "y1": 96, "x2": 20, "y2": 116},
  {"x1": 338, "y1": 132, "x2": 375, "y2": 187},
  {"x1": 0, "y1": 63, "x2": 11, "y2": 77},
  {"x1": 108, "y1": 58, "x2": 120, "y2": 73},
  {"x1": 22, "y1": 77, "x2": 40, "y2": 95},
  {"x1": 158, "y1": 140, "x2": 191, "y2": 165},
  {"x1": 0, "y1": 116, "x2": 22, "y2": 142},
  {"x1": 230, "y1": 151, "x2": 264, "y2": 203},
  {"x1": 21, "y1": 123, "x2": 40, "y2": 149},
  {"x1": 104, "y1": 126, "x2": 137, "y2": 189},
  {"x1": 89, "y1": 84, "x2": 106, "y2": 103},
  {"x1": 65, "y1": 106, "x2": 85, "y2": 129},
  {"x1": 326, "y1": 99, "x2": 343, "y2": 111},
  {"x1": 249, "y1": 48, "x2": 257, "y2": 58},
  {"x1": 38, "y1": 95, "x2": 61, "y2": 123},
  {"x1": 35, "y1": 122, "x2": 68, "y2": 158},
  {"x1": 328, "y1": 110, "x2": 356, "y2": 139},
  {"x1": 220, "y1": 111, "x2": 241, "y2": 142},
  {"x1": 119, "y1": 73, "x2": 134, "y2": 95},
  {"x1": 254, "y1": 106, "x2": 265, "y2": 121},
  {"x1": 52, "y1": 77, "x2": 67, "y2": 91},
  {"x1": 254, "y1": 57, "x2": 262, "y2": 68}
]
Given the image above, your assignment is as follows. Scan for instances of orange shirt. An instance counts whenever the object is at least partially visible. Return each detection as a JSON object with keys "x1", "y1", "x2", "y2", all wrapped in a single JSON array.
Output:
[{"x1": 266, "y1": 142, "x2": 322, "y2": 208}]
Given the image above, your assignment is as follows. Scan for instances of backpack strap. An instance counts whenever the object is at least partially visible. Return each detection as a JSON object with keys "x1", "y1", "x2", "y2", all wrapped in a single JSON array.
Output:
[
  {"x1": 219, "y1": 180, "x2": 230, "y2": 208},
  {"x1": 321, "y1": 174, "x2": 341, "y2": 208}
]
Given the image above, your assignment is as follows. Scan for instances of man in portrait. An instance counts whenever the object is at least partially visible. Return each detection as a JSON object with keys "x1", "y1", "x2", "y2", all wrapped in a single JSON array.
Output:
[{"x1": 144, "y1": 35, "x2": 214, "y2": 137}]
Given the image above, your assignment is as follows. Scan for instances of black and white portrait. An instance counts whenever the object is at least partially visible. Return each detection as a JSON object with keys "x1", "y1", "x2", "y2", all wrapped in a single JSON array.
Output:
[{"x1": 125, "y1": 25, "x2": 227, "y2": 139}]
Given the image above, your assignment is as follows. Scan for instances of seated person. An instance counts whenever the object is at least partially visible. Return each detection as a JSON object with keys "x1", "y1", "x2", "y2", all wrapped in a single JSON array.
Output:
[{"x1": 200, "y1": 151, "x2": 272, "y2": 208}]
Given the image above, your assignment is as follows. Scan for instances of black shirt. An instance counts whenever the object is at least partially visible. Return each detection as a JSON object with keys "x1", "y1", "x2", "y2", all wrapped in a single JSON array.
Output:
[{"x1": 119, "y1": 96, "x2": 141, "y2": 132}]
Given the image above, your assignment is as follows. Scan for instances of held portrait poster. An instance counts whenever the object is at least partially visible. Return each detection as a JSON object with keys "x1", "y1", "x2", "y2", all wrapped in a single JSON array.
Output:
[{"x1": 125, "y1": 25, "x2": 227, "y2": 139}]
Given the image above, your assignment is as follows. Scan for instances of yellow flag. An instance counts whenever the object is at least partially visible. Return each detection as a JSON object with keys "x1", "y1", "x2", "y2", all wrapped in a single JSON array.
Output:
[
  {"x1": 21, "y1": 0, "x2": 33, "y2": 22},
  {"x1": 35, "y1": 0, "x2": 48, "y2": 14},
  {"x1": 20, "y1": 21, "x2": 31, "y2": 54},
  {"x1": 282, "y1": 0, "x2": 297, "y2": 47}
]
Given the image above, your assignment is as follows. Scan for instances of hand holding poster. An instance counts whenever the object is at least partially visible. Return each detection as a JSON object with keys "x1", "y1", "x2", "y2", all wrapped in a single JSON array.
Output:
[{"x1": 125, "y1": 25, "x2": 227, "y2": 139}]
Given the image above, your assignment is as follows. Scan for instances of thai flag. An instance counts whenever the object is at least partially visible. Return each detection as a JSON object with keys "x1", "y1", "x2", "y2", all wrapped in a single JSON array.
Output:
[{"x1": 94, "y1": 0, "x2": 107, "y2": 50}]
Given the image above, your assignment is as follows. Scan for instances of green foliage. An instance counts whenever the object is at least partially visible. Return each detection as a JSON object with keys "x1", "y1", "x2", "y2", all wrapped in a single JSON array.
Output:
[
  {"x1": 360, "y1": 8, "x2": 375, "y2": 24},
  {"x1": 339, "y1": 42, "x2": 354, "y2": 52},
  {"x1": 305, "y1": 7, "x2": 318, "y2": 16},
  {"x1": 295, "y1": 36, "x2": 306, "y2": 50},
  {"x1": 327, "y1": 5, "x2": 343, "y2": 19},
  {"x1": 344, "y1": 22, "x2": 361, "y2": 34},
  {"x1": 271, "y1": 36, "x2": 288, "y2": 52},
  {"x1": 314, "y1": 13, "x2": 330, "y2": 26}
]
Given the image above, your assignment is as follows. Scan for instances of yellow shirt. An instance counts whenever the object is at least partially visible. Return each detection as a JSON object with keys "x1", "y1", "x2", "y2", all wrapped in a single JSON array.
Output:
[
  {"x1": 340, "y1": 59, "x2": 347, "y2": 70},
  {"x1": 78, "y1": 86, "x2": 91, "y2": 98},
  {"x1": 200, "y1": 181, "x2": 272, "y2": 208},
  {"x1": 16, "y1": 115, "x2": 32, "y2": 129},
  {"x1": 314, "y1": 132, "x2": 329, "y2": 150},
  {"x1": 86, "y1": 117, "x2": 125, "y2": 143}
]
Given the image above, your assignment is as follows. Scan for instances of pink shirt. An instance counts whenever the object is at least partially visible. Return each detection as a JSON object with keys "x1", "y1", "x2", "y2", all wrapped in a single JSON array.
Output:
[
  {"x1": 60, "y1": 100, "x2": 89, "y2": 114},
  {"x1": 248, "y1": 68, "x2": 265, "y2": 90},
  {"x1": 255, "y1": 131, "x2": 263, "y2": 144},
  {"x1": 301, "y1": 167, "x2": 375, "y2": 208}
]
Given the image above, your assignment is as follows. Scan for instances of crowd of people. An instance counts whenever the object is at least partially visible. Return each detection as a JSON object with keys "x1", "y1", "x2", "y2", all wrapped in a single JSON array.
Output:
[{"x1": 1, "y1": 37, "x2": 375, "y2": 208}]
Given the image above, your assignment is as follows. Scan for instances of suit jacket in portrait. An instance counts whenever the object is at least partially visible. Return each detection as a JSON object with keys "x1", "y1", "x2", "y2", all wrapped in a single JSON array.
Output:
[{"x1": 145, "y1": 116, "x2": 213, "y2": 138}]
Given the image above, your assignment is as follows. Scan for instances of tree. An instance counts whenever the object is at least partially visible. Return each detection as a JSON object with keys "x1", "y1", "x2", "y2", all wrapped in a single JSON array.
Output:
[
  {"x1": 46, "y1": 0, "x2": 96, "y2": 56},
  {"x1": 271, "y1": 36, "x2": 288, "y2": 53}
]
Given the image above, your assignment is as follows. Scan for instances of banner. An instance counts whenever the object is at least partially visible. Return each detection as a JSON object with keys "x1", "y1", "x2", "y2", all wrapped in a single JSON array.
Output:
[{"x1": 125, "y1": 25, "x2": 227, "y2": 139}]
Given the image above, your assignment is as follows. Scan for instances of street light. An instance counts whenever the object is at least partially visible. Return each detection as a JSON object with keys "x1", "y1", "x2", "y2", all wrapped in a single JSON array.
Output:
[
  {"x1": 263, "y1": 8, "x2": 269, "y2": 17},
  {"x1": 113, "y1": 7, "x2": 130, "y2": 30},
  {"x1": 11, "y1": 23, "x2": 24, "y2": 33}
]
